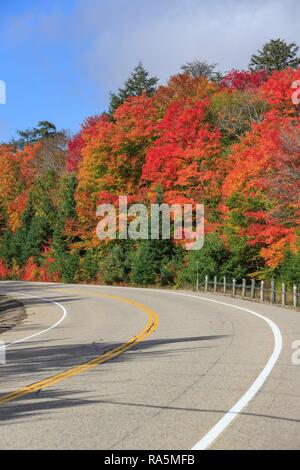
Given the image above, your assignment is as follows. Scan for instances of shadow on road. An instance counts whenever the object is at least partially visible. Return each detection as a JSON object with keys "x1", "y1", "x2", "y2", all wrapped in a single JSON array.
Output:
[
  {"x1": 0, "y1": 332, "x2": 230, "y2": 424},
  {"x1": 0, "y1": 281, "x2": 235, "y2": 427},
  {"x1": 0, "y1": 388, "x2": 101, "y2": 425}
]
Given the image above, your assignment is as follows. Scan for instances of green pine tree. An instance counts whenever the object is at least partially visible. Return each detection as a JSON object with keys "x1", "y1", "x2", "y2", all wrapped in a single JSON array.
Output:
[
  {"x1": 10, "y1": 121, "x2": 58, "y2": 149},
  {"x1": 130, "y1": 188, "x2": 182, "y2": 286},
  {"x1": 130, "y1": 241, "x2": 157, "y2": 285},
  {"x1": 249, "y1": 38, "x2": 300, "y2": 73},
  {"x1": 109, "y1": 62, "x2": 158, "y2": 115},
  {"x1": 51, "y1": 174, "x2": 80, "y2": 282}
]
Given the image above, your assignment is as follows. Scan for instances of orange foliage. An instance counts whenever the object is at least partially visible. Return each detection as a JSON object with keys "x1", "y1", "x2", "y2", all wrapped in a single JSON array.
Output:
[
  {"x1": 155, "y1": 73, "x2": 217, "y2": 109},
  {"x1": 261, "y1": 68, "x2": 300, "y2": 116},
  {"x1": 0, "y1": 143, "x2": 37, "y2": 232},
  {"x1": 142, "y1": 98, "x2": 223, "y2": 205}
]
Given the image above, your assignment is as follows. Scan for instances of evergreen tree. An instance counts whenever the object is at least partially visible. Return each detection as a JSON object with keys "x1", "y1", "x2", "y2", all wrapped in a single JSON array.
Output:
[
  {"x1": 23, "y1": 173, "x2": 57, "y2": 264},
  {"x1": 109, "y1": 62, "x2": 158, "y2": 115},
  {"x1": 10, "y1": 121, "x2": 58, "y2": 149},
  {"x1": 180, "y1": 233, "x2": 230, "y2": 287},
  {"x1": 130, "y1": 189, "x2": 180, "y2": 285},
  {"x1": 278, "y1": 248, "x2": 300, "y2": 286},
  {"x1": 0, "y1": 230, "x2": 13, "y2": 266},
  {"x1": 0, "y1": 171, "x2": 58, "y2": 270},
  {"x1": 249, "y1": 38, "x2": 300, "y2": 73},
  {"x1": 100, "y1": 242, "x2": 132, "y2": 284},
  {"x1": 81, "y1": 250, "x2": 99, "y2": 281},
  {"x1": 130, "y1": 241, "x2": 157, "y2": 285},
  {"x1": 130, "y1": 237, "x2": 181, "y2": 286},
  {"x1": 181, "y1": 59, "x2": 223, "y2": 81},
  {"x1": 51, "y1": 174, "x2": 80, "y2": 282},
  {"x1": 60, "y1": 174, "x2": 77, "y2": 220}
]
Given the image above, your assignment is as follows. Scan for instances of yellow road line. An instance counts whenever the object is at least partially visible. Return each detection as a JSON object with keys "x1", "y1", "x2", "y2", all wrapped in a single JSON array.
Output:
[{"x1": 0, "y1": 291, "x2": 159, "y2": 406}]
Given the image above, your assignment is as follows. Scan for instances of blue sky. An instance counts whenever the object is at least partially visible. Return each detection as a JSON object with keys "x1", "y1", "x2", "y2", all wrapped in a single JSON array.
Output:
[{"x1": 0, "y1": 0, "x2": 299, "y2": 141}]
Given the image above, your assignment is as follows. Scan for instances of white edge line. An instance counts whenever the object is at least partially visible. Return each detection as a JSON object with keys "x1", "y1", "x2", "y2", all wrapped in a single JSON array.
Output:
[
  {"x1": 0, "y1": 291, "x2": 68, "y2": 350},
  {"x1": 72, "y1": 283, "x2": 282, "y2": 450},
  {"x1": 0, "y1": 282, "x2": 283, "y2": 449},
  {"x1": 188, "y1": 295, "x2": 282, "y2": 450}
]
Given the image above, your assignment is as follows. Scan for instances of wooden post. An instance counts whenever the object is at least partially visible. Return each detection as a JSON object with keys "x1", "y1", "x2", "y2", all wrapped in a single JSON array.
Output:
[
  {"x1": 242, "y1": 278, "x2": 246, "y2": 298},
  {"x1": 260, "y1": 280, "x2": 264, "y2": 302},
  {"x1": 205, "y1": 275, "x2": 208, "y2": 292},
  {"x1": 223, "y1": 276, "x2": 226, "y2": 294},
  {"x1": 233, "y1": 278, "x2": 236, "y2": 296},
  {"x1": 271, "y1": 279, "x2": 276, "y2": 304},
  {"x1": 214, "y1": 276, "x2": 217, "y2": 293},
  {"x1": 293, "y1": 284, "x2": 297, "y2": 308},
  {"x1": 251, "y1": 279, "x2": 255, "y2": 299},
  {"x1": 281, "y1": 283, "x2": 286, "y2": 306}
]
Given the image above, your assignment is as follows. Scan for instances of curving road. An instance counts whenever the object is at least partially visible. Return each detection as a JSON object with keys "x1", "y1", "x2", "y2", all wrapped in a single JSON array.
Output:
[{"x1": 0, "y1": 281, "x2": 300, "y2": 450}]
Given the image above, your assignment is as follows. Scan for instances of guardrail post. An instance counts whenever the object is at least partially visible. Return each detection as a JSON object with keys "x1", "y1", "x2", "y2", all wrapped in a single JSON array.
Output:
[
  {"x1": 271, "y1": 279, "x2": 276, "y2": 304},
  {"x1": 281, "y1": 283, "x2": 286, "y2": 306},
  {"x1": 260, "y1": 280, "x2": 264, "y2": 302},
  {"x1": 232, "y1": 278, "x2": 236, "y2": 296},
  {"x1": 293, "y1": 284, "x2": 297, "y2": 308},
  {"x1": 251, "y1": 279, "x2": 255, "y2": 299},
  {"x1": 223, "y1": 276, "x2": 226, "y2": 294},
  {"x1": 205, "y1": 275, "x2": 208, "y2": 292},
  {"x1": 242, "y1": 278, "x2": 246, "y2": 297},
  {"x1": 214, "y1": 276, "x2": 217, "y2": 293},
  {"x1": 196, "y1": 261, "x2": 199, "y2": 291}
]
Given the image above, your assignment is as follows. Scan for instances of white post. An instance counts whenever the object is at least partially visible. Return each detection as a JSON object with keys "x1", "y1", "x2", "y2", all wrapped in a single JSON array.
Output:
[
  {"x1": 205, "y1": 275, "x2": 208, "y2": 292},
  {"x1": 223, "y1": 276, "x2": 226, "y2": 294},
  {"x1": 232, "y1": 278, "x2": 236, "y2": 296},
  {"x1": 251, "y1": 279, "x2": 255, "y2": 299},
  {"x1": 242, "y1": 278, "x2": 246, "y2": 297},
  {"x1": 281, "y1": 283, "x2": 286, "y2": 306},
  {"x1": 214, "y1": 276, "x2": 217, "y2": 293},
  {"x1": 271, "y1": 279, "x2": 276, "y2": 304},
  {"x1": 293, "y1": 284, "x2": 297, "y2": 308},
  {"x1": 260, "y1": 280, "x2": 264, "y2": 302}
]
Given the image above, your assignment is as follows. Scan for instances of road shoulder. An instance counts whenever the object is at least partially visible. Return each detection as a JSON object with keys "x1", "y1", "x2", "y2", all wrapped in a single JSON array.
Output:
[{"x1": 0, "y1": 295, "x2": 26, "y2": 335}]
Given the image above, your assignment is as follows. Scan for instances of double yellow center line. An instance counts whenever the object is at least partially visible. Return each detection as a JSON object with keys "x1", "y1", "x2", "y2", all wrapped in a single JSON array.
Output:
[{"x1": 0, "y1": 291, "x2": 159, "y2": 406}]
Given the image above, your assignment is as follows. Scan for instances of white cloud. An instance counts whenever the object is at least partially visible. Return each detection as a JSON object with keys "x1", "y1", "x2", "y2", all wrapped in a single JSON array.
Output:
[
  {"x1": 70, "y1": 0, "x2": 300, "y2": 91},
  {"x1": 3, "y1": 0, "x2": 299, "y2": 107}
]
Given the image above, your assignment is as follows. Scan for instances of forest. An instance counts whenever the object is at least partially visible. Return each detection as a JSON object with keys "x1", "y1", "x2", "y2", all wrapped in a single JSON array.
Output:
[{"x1": 0, "y1": 38, "x2": 299, "y2": 288}]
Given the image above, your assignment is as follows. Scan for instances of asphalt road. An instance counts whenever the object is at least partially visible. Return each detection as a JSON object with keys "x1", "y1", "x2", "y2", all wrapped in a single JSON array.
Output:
[{"x1": 0, "y1": 280, "x2": 300, "y2": 450}]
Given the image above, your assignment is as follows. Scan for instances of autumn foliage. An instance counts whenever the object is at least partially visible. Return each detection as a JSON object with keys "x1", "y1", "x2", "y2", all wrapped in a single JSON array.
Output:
[{"x1": 0, "y1": 67, "x2": 300, "y2": 285}]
